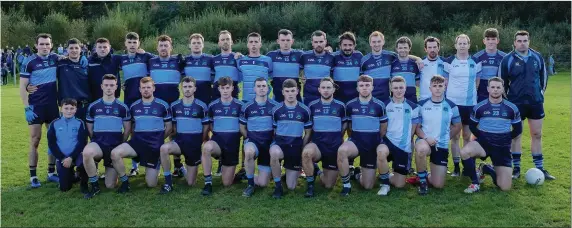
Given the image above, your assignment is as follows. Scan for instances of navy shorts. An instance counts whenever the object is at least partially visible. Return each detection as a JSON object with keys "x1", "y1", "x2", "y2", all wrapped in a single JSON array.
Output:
[
  {"x1": 384, "y1": 137, "x2": 412, "y2": 175},
  {"x1": 211, "y1": 134, "x2": 241, "y2": 167},
  {"x1": 429, "y1": 146, "x2": 449, "y2": 167},
  {"x1": 516, "y1": 103, "x2": 545, "y2": 120},
  {"x1": 93, "y1": 141, "x2": 118, "y2": 168},
  {"x1": 128, "y1": 139, "x2": 161, "y2": 169},
  {"x1": 174, "y1": 139, "x2": 202, "y2": 167},
  {"x1": 244, "y1": 138, "x2": 272, "y2": 167},
  {"x1": 477, "y1": 138, "x2": 512, "y2": 167},
  {"x1": 273, "y1": 142, "x2": 303, "y2": 171},
  {"x1": 477, "y1": 79, "x2": 489, "y2": 103},
  {"x1": 74, "y1": 101, "x2": 89, "y2": 122},
  {"x1": 404, "y1": 87, "x2": 418, "y2": 103},
  {"x1": 314, "y1": 141, "x2": 341, "y2": 170},
  {"x1": 457, "y1": 105, "x2": 474, "y2": 125},
  {"x1": 29, "y1": 103, "x2": 60, "y2": 125},
  {"x1": 348, "y1": 135, "x2": 383, "y2": 169},
  {"x1": 194, "y1": 81, "x2": 213, "y2": 106}
]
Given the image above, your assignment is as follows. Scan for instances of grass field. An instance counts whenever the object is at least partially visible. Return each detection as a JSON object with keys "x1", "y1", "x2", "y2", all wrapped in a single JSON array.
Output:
[{"x1": 1, "y1": 73, "x2": 570, "y2": 227}]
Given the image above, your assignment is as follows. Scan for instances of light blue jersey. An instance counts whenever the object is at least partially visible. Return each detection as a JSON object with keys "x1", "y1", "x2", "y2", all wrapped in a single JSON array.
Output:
[
  {"x1": 443, "y1": 56, "x2": 482, "y2": 106},
  {"x1": 417, "y1": 97, "x2": 461, "y2": 149},
  {"x1": 384, "y1": 99, "x2": 420, "y2": 152}
]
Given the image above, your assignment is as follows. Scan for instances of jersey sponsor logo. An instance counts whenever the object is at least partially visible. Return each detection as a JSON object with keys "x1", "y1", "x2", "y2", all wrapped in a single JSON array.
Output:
[
  {"x1": 215, "y1": 109, "x2": 222, "y2": 113},
  {"x1": 484, "y1": 111, "x2": 491, "y2": 115},
  {"x1": 96, "y1": 108, "x2": 103, "y2": 112},
  {"x1": 502, "y1": 111, "x2": 508, "y2": 117},
  {"x1": 135, "y1": 109, "x2": 142, "y2": 113},
  {"x1": 153, "y1": 64, "x2": 160, "y2": 67}
]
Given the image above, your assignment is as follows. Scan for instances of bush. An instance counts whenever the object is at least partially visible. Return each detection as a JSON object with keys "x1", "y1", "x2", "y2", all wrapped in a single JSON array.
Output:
[
  {"x1": 38, "y1": 12, "x2": 87, "y2": 46},
  {"x1": 91, "y1": 13, "x2": 128, "y2": 48},
  {"x1": 1, "y1": 8, "x2": 37, "y2": 47}
]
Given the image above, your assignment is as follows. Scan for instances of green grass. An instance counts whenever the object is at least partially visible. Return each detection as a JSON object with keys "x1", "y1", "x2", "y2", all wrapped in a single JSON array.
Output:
[{"x1": 1, "y1": 73, "x2": 570, "y2": 227}]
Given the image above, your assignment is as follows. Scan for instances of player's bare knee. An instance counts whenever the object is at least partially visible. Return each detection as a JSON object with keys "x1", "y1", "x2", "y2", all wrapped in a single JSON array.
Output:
[
  {"x1": 222, "y1": 179, "x2": 233, "y2": 187},
  {"x1": 160, "y1": 144, "x2": 170, "y2": 154},
  {"x1": 432, "y1": 180, "x2": 444, "y2": 189},
  {"x1": 110, "y1": 149, "x2": 121, "y2": 161},
  {"x1": 323, "y1": 182, "x2": 334, "y2": 189},
  {"x1": 531, "y1": 130, "x2": 542, "y2": 140},
  {"x1": 499, "y1": 183, "x2": 511, "y2": 191},
  {"x1": 302, "y1": 149, "x2": 313, "y2": 161},
  {"x1": 393, "y1": 181, "x2": 406, "y2": 188},
  {"x1": 244, "y1": 149, "x2": 255, "y2": 160},
  {"x1": 269, "y1": 148, "x2": 281, "y2": 160}
]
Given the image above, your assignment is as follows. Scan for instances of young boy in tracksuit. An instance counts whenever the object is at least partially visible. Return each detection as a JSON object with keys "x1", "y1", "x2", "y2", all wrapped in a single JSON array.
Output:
[{"x1": 47, "y1": 98, "x2": 89, "y2": 192}]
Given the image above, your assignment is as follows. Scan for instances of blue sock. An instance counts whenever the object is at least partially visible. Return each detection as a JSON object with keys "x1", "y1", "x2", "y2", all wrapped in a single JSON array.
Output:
[
  {"x1": 512, "y1": 152, "x2": 521, "y2": 169},
  {"x1": 247, "y1": 174, "x2": 254, "y2": 186},
  {"x1": 341, "y1": 174, "x2": 351, "y2": 188},
  {"x1": 164, "y1": 171, "x2": 172, "y2": 186},
  {"x1": 306, "y1": 176, "x2": 315, "y2": 185},
  {"x1": 131, "y1": 160, "x2": 138, "y2": 169},
  {"x1": 274, "y1": 177, "x2": 282, "y2": 189},
  {"x1": 462, "y1": 158, "x2": 478, "y2": 184},
  {"x1": 418, "y1": 171, "x2": 428, "y2": 183},
  {"x1": 119, "y1": 175, "x2": 128, "y2": 182},
  {"x1": 482, "y1": 164, "x2": 498, "y2": 187},
  {"x1": 204, "y1": 175, "x2": 212, "y2": 185},
  {"x1": 88, "y1": 176, "x2": 98, "y2": 183},
  {"x1": 532, "y1": 153, "x2": 544, "y2": 170},
  {"x1": 379, "y1": 172, "x2": 390, "y2": 185}
]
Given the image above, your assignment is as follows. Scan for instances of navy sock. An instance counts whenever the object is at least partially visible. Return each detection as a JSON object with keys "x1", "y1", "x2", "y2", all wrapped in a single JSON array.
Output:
[
  {"x1": 313, "y1": 163, "x2": 321, "y2": 176},
  {"x1": 119, "y1": 175, "x2": 128, "y2": 182},
  {"x1": 164, "y1": 171, "x2": 172, "y2": 186},
  {"x1": 48, "y1": 163, "x2": 55, "y2": 174},
  {"x1": 512, "y1": 152, "x2": 521, "y2": 169},
  {"x1": 341, "y1": 174, "x2": 351, "y2": 188},
  {"x1": 482, "y1": 164, "x2": 498, "y2": 187},
  {"x1": 306, "y1": 175, "x2": 315, "y2": 186},
  {"x1": 88, "y1": 176, "x2": 98, "y2": 183},
  {"x1": 462, "y1": 158, "x2": 478, "y2": 184},
  {"x1": 204, "y1": 175, "x2": 212, "y2": 185},
  {"x1": 274, "y1": 177, "x2": 282, "y2": 189},
  {"x1": 532, "y1": 153, "x2": 544, "y2": 170},
  {"x1": 418, "y1": 171, "x2": 428, "y2": 183},
  {"x1": 30, "y1": 166, "x2": 37, "y2": 178},
  {"x1": 173, "y1": 158, "x2": 182, "y2": 169},
  {"x1": 247, "y1": 174, "x2": 254, "y2": 186},
  {"x1": 379, "y1": 172, "x2": 390, "y2": 185},
  {"x1": 453, "y1": 157, "x2": 461, "y2": 169}
]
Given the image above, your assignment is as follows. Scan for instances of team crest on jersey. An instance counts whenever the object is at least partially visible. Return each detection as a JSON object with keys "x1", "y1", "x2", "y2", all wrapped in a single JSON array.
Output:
[
  {"x1": 72, "y1": 127, "x2": 78, "y2": 133},
  {"x1": 443, "y1": 107, "x2": 449, "y2": 112},
  {"x1": 291, "y1": 56, "x2": 297, "y2": 61},
  {"x1": 202, "y1": 61, "x2": 207, "y2": 65},
  {"x1": 354, "y1": 60, "x2": 359, "y2": 65},
  {"x1": 232, "y1": 109, "x2": 237, "y2": 115},
  {"x1": 409, "y1": 66, "x2": 414, "y2": 71},
  {"x1": 152, "y1": 108, "x2": 158, "y2": 114},
  {"x1": 229, "y1": 59, "x2": 234, "y2": 64},
  {"x1": 369, "y1": 108, "x2": 375, "y2": 114},
  {"x1": 223, "y1": 60, "x2": 227, "y2": 64},
  {"x1": 296, "y1": 113, "x2": 302, "y2": 119},
  {"x1": 170, "y1": 63, "x2": 176, "y2": 68},
  {"x1": 533, "y1": 61, "x2": 538, "y2": 68},
  {"x1": 470, "y1": 64, "x2": 475, "y2": 68},
  {"x1": 405, "y1": 109, "x2": 410, "y2": 113},
  {"x1": 113, "y1": 108, "x2": 119, "y2": 115},
  {"x1": 192, "y1": 109, "x2": 198, "y2": 116},
  {"x1": 385, "y1": 60, "x2": 390, "y2": 65},
  {"x1": 515, "y1": 62, "x2": 520, "y2": 66},
  {"x1": 332, "y1": 109, "x2": 337, "y2": 115}
]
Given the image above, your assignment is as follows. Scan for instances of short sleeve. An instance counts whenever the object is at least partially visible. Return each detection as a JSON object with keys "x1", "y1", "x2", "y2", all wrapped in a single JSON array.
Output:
[
  {"x1": 411, "y1": 106, "x2": 421, "y2": 124},
  {"x1": 451, "y1": 106, "x2": 461, "y2": 124},
  {"x1": 123, "y1": 105, "x2": 131, "y2": 121}
]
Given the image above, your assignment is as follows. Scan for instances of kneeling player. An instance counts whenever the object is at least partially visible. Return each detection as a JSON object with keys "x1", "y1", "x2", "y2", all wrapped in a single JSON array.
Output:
[
  {"x1": 201, "y1": 77, "x2": 244, "y2": 196},
  {"x1": 413, "y1": 75, "x2": 461, "y2": 195},
  {"x1": 337, "y1": 75, "x2": 388, "y2": 196},
  {"x1": 460, "y1": 77, "x2": 522, "y2": 193},
  {"x1": 159, "y1": 77, "x2": 209, "y2": 194},
  {"x1": 82, "y1": 74, "x2": 131, "y2": 198},
  {"x1": 240, "y1": 78, "x2": 279, "y2": 197},
  {"x1": 47, "y1": 98, "x2": 88, "y2": 192},
  {"x1": 377, "y1": 76, "x2": 420, "y2": 196},
  {"x1": 111, "y1": 77, "x2": 172, "y2": 192},
  {"x1": 302, "y1": 77, "x2": 348, "y2": 197},
  {"x1": 270, "y1": 79, "x2": 312, "y2": 199}
]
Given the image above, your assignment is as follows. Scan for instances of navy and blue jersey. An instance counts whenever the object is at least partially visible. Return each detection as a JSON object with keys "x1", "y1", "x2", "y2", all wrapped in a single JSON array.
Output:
[
  {"x1": 57, "y1": 58, "x2": 90, "y2": 103},
  {"x1": 170, "y1": 98, "x2": 209, "y2": 141},
  {"x1": 120, "y1": 53, "x2": 155, "y2": 107},
  {"x1": 498, "y1": 49, "x2": 547, "y2": 105},
  {"x1": 86, "y1": 98, "x2": 131, "y2": 147},
  {"x1": 361, "y1": 51, "x2": 398, "y2": 102},
  {"x1": 473, "y1": 50, "x2": 506, "y2": 100},
  {"x1": 239, "y1": 99, "x2": 280, "y2": 144},
  {"x1": 390, "y1": 58, "x2": 421, "y2": 100},
  {"x1": 183, "y1": 54, "x2": 214, "y2": 104},
  {"x1": 417, "y1": 98, "x2": 461, "y2": 149},
  {"x1": 471, "y1": 99, "x2": 521, "y2": 147},
  {"x1": 237, "y1": 55, "x2": 273, "y2": 102},
  {"x1": 208, "y1": 98, "x2": 244, "y2": 138},
  {"x1": 300, "y1": 51, "x2": 335, "y2": 104},
  {"x1": 384, "y1": 99, "x2": 420, "y2": 153},
  {"x1": 332, "y1": 51, "x2": 364, "y2": 103},
  {"x1": 20, "y1": 54, "x2": 59, "y2": 106},
  {"x1": 271, "y1": 102, "x2": 312, "y2": 146},
  {"x1": 88, "y1": 54, "x2": 122, "y2": 101},
  {"x1": 47, "y1": 117, "x2": 87, "y2": 160},
  {"x1": 148, "y1": 56, "x2": 184, "y2": 104},
  {"x1": 212, "y1": 53, "x2": 240, "y2": 83},
  {"x1": 346, "y1": 97, "x2": 388, "y2": 141},
  {"x1": 267, "y1": 50, "x2": 303, "y2": 102},
  {"x1": 129, "y1": 98, "x2": 171, "y2": 149},
  {"x1": 308, "y1": 99, "x2": 347, "y2": 146}
]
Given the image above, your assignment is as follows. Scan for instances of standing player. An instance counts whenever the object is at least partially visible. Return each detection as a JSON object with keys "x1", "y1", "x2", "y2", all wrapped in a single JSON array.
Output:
[
  {"x1": 337, "y1": 75, "x2": 388, "y2": 196},
  {"x1": 19, "y1": 33, "x2": 61, "y2": 187},
  {"x1": 56, "y1": 38, "x2": 91, "y2": 120},
  {"x1": 240, "y1": 78, "x2": 280, "y2": 197},
  {"x1": 269, "y1": 79, "x2": 312, "y2": 199},
  {"x1": 82, "y1": 74, "x2": 131, "y2": 199},
  {"x1": 390, "y1": 36, "x2": 421, "y2": 102},
  {"x1": 332, "y1": 32, "x2": 363, "y2": 104},
  {"x1": 499, "y1": 30, "x2": 554, "y2": 180},
  {"x1": 302, "y1": 77, "x2": 348, "y2": 197},
  {"x1": 413, "y1": 75, "x2": 461, "y2": 195},
  {"x1": 212, "y1": 30, "x2": 241, "y2": 101},
  {"x1": 361, "y1": 31, "x2": 423, "y2": 103},
  {"x1": 183, "y1": 33, "x2": 214, "y2": 105},
  {"x1": 460, "y1": 77, "x2": 522, "y2": 193},
  {"x1": 444, "y1": 34, "x2": 482, "y2": 176},
  {"x1": 200, "y1": 77, "x2": 244, "y2": 196},
  {"x1": 110, "y1": 77, "x2": 172, "y2": 192},
  {"x1": 377, "y1": 76, "x2": 420, "y2": 195},
  {"x1": 300, "y1": 30, "x2": 335, "y2": 106},
  {"x1": 419, "y1": 36, "x2": 446, "y2": 101},
  {"x1": 158, "y1": 77, "x2": 210, "y2": 194},
  {"x1": 87, "y1": 38, "x2": 122, "y2": 102},
  {"x1": 473, "y1": 28, "x2": 507, "y2": 103},
  {"x1": 237, "y1": 32, "x2": 273, "y2": 102},
  {"x1": 149, "y1": 35, "x2": 184, "y2": 105},
  {"x1": 267, "y1": 29, "x2": 303, "y2": 102}
]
